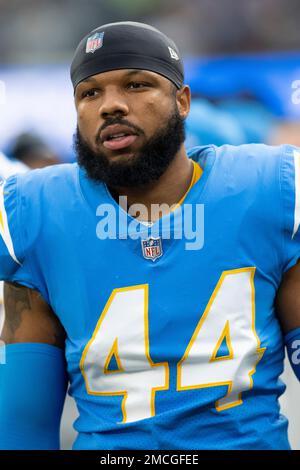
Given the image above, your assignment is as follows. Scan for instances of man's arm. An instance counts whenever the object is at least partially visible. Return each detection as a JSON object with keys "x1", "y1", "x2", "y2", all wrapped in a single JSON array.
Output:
[
  {"x1": 1, "y1": 282, "x2": 65, "y2": 347},
  {"x1": 276, "y1": 261, "x2": 300, "y2": 334},
  {"x1": 0, "y1": 282, "x2": 68, "y2": 450},
  {"x1": 276, "y1": 262, "x2": 300, "y2": 383}
]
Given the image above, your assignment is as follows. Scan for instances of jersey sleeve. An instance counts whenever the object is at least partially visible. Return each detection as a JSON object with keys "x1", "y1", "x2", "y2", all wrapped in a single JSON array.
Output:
[
  {"x1": 0, "y1": 175, "x2": 23, "y2": 279},
  {"x1": 0, "y1": 174, "x2": 38, "y2": 291},
  {"x1": 280, "y1": 144, "x2": 300, "y2": 273}
]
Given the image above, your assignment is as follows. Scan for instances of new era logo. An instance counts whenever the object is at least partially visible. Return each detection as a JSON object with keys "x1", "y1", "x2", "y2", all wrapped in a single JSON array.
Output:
[{"x1": 168, "y1": 47, "x2": 179, "y2": 61}]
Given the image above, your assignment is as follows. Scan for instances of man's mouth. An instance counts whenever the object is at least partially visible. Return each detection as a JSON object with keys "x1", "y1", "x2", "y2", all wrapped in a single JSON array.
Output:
[
  {"x1": 103, "y1": 133, "x2": 138, "y2": 150},
  {"x1": 100, "y1": 124, "x2": 139, "y2": 151}
]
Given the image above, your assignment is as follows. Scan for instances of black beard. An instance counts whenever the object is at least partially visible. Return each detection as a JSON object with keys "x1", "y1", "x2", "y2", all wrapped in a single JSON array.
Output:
[{"x1": 74, "y1": 108, "x2": 185, "y2": 188}]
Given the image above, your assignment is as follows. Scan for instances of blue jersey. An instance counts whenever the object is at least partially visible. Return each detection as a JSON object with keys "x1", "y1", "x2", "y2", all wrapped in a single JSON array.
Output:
[{"x1": 0, "y1": 144, "x2": 300, "y2": 450}]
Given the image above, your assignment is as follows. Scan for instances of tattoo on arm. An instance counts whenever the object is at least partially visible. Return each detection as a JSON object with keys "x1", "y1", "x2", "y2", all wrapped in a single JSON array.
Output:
[
  {"x1": 3, "y1": 282, "x2": 31, "y2": 335},
  {"x1": 1, "y1": 282, "x2": 66, "y2": 348}
]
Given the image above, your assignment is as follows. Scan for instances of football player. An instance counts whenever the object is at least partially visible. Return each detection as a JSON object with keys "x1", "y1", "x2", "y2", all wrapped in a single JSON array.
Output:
[{"x1": 0, "y1": 22, "x2": 299, "y2": 450}]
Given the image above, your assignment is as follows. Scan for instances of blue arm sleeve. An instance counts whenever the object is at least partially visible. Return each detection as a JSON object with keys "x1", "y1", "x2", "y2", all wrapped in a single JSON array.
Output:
[
  {"x1": 285, "y1": 327, "x2": 300, "y2": 382},
  {"x1": 0, "y1": 343, "x2": 68, "y2": 450}
]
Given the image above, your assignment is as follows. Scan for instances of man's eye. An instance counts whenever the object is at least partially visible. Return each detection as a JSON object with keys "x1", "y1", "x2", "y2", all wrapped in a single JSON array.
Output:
[
  {"x1": 127, "y1": 82, "x2": 148, "y2": 90},
  {"x1": 81, "y1": 89, "x2": 99, "y2": 99}
]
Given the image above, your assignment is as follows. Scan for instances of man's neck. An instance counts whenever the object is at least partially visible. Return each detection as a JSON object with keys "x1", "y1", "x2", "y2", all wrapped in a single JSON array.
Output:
[{"x1": 109, "y1": 146, "x2": 194, "y2": 222}]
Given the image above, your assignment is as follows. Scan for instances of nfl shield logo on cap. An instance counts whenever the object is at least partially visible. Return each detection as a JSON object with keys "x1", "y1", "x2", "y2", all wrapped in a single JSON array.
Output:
[
  {"x1": 86, "y1": 32, "x2": 105, "y2": 54},
  {"x1": 141, "y1": 237, "x2": 163, "y2": 262}
]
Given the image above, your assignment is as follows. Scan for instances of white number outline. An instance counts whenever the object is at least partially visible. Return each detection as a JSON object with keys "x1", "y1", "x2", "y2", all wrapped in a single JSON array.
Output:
[
  {"x1": 80, "y1": 284, "x2": 169, "y2": 423},
  {"x1": 80, "y1": 268, "x2": 266, "y2": 421},
  {"x1": 177, "y1": 267, "x2": 266, "y2": 411}
]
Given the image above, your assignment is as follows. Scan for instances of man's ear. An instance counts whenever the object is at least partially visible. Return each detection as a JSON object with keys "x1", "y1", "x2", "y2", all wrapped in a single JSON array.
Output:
[{"x1": 175, "y1": 85, "x2": 191, "y2": 119}]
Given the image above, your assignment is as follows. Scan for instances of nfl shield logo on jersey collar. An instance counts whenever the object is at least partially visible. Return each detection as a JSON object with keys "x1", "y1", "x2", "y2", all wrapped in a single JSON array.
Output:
[
  {"x1": 86, "y1": 32, "x2": 105, "y2": 54},
  {"x1": 141, "y1": 237, "x2": 163, "y2": 262}
]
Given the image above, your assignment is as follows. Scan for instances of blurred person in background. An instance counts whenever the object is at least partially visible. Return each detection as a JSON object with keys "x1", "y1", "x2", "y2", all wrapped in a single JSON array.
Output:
[
  {"x1": 185, "y1": 98, "x2": 246, "y2": 148},
  {"x1": 0, "y1": 150, "x2": 28, "y2": 180},
  {"x1": 0, "y1": 21, "x2": 299, "y2": 451},
  {"x1": 185, "y1": 97, "x2": 277, "y2": 148},
  {"x1": 8, "y1": 132, "x2": 60, "y2": 169}
]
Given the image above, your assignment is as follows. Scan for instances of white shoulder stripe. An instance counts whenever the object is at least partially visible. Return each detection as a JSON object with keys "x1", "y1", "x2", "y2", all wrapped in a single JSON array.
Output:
[
  {"x1": 292, "y1": 150, "x2": 300, "y2": 239},
  {"x1": 0, "y1": 182, "x2": 21, "y2": 265}
]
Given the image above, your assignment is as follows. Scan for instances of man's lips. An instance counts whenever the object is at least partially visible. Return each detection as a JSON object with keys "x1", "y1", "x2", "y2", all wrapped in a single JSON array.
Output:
[
  {"x1": 103, "y1": 134, "x2": 138, "y2": 150},
  {"x1": 100, "y1": 123, "x2": 139, "y2": 151}
]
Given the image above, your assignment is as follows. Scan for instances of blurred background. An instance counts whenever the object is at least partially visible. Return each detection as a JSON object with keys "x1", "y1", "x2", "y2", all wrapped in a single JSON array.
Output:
[{"x1": 0, "y1": 0, "x2": 299, "y2": 450}]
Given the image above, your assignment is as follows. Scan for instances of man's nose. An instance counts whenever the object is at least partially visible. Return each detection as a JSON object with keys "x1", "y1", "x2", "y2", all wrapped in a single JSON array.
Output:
[{"x1": 98, "y1": 88, "x2": 129, "y2": 119}]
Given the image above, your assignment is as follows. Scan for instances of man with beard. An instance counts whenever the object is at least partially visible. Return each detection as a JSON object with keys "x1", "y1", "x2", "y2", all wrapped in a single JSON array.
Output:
[{"x1": 0, "y1": 21, "x2": 300, "y2": 451}]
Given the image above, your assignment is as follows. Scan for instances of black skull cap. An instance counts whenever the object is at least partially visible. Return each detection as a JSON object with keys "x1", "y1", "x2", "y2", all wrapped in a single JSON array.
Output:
[{"x1": 71, "y1": 21, "x2": 184, "y2": 90}]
